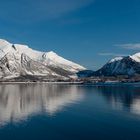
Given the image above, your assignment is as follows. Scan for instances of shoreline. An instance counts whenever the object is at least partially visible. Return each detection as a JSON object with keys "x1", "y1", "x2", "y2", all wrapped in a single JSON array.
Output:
[
  {"x1": 0, "y1": 81, "x2": 140, "y2": 86},
  {"x1": 0, "y1": 81, "x2": 84, "y2": 84}
]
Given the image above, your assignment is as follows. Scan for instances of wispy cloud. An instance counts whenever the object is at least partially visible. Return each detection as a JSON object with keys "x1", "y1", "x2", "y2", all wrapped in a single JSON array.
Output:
[
  {"x1": 57, "y1": 17, "x2": 93, "y2": 25},
  {"x1": 98, "y1": 52, "x2": 127, "y2": 57},
  {"x1": 43, "y1": 0, "x2": 95, "y2": 19},
  {"x1": 115, "y1": 43, "x2": 140, "y2": 50},
  {"x1": 0, "y1": 0, "x2": 95, "y2": 23}
]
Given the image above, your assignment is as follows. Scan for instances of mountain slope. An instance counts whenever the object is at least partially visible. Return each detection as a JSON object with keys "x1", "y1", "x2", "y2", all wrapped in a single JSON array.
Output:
[
  {"x1": 0, "y1": 39, "x2": 86, "y2": 80},
  {"x1": 41, "y1": 51, "x2": 85, "y2": 73},
  {"x1": 96, "y1": 53, "x2": 140, "y2": 76}
]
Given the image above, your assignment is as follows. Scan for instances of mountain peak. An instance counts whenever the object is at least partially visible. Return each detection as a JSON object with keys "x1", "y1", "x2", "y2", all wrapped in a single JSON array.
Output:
[
  {"x1": 96, "y1": 52, "x2": 140, "y2": 76},
  {"x1": 0, "y1": 39, "x2": 11, "y2": 50},
  {"x1": 108, "y1": 56, "x2": 123, "y2": 63},
  {"x1": 130, "y1": 52, "x2": 140, "y2": 62},
  {"x1": 47, "y1": 51, "x2": 56, "y2": 55},
  {"x1": 46, "y1": 51, "x2": 58, "y2": 58},
  {"x1": 0, "y1": 39, "x2": 10, "y2": 45}
]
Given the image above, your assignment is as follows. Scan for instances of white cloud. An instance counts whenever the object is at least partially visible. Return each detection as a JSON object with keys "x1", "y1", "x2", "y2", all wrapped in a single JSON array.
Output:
[
  {"x1": 98, "y1": 52, "x2": 127, "y2": 57},
  {"x1": 115, "y1": 43, "x2": 140, "y2": 50}
]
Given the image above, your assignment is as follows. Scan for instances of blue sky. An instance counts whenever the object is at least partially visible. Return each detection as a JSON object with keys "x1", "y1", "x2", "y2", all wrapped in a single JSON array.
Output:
[{"x1": 0, "y1": 0, "x2": 140, "y2": 70}]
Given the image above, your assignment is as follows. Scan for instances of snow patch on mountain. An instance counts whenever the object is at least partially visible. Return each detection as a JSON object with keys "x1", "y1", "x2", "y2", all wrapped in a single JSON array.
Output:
[
  {"x1": 109, "y1": 57, "x2": 123, "y2": 63},
  {"x1": 42, "y1": 51, "x2": 85, "y2": 72},
  {"x1": 130, "y1": 53, "x2": 140, "y2": 62}
]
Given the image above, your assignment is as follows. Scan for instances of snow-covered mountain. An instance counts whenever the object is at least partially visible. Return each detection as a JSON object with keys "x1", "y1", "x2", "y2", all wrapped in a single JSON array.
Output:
[
  {"x1": 96, "y1": 53, "x2": 140, "y2": 76},
  {"x1": 0, "y1": 39, "x2": 86, "y2": 80}
]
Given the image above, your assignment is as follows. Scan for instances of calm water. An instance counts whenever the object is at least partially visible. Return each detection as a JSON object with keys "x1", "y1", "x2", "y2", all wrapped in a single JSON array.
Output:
[{"x1": 0, "y1": 84, "x2": 140, "y2": 140}]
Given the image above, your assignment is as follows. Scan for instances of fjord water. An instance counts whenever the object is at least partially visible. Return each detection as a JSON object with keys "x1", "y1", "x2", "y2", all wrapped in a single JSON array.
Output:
[{"x1": 0, "y1": 84, "x2": 140, "y2": 140}]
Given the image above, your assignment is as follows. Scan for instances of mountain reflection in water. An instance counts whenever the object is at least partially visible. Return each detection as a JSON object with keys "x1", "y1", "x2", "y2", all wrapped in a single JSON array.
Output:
[
  {"x1": 0, "y1": 84, "x2": 84, "y2": 126},
  {"x1": 93, "y1": 85, "x2": 140, "y2": 115},
  {"x1": 0, "y1": 84, "x2": 140, "y2": 128}
]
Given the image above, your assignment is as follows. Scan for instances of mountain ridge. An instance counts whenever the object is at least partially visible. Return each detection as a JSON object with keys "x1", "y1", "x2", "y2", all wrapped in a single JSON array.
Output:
[
  {"x1": 77, "y1": 52, "x2": 140, "y2": 79},
  {"x1": 1, "y1": 39, "x2": 140, "y2": 81},
  {"x1": 95, "y1": 53, "x2": 140, "y2": 76},
  {"x1": 0, "y1": 39, "x2": 86, "y2": 81}
]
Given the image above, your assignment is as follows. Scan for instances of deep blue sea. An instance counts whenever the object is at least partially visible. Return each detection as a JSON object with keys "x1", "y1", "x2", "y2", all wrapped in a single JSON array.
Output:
[{"x1": 0, "y1": 83, "x2": 140, "y2": 140}]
